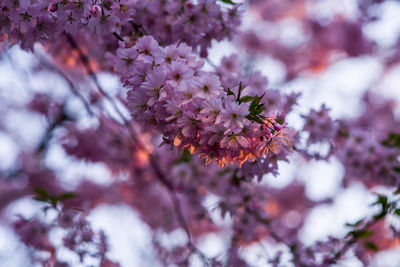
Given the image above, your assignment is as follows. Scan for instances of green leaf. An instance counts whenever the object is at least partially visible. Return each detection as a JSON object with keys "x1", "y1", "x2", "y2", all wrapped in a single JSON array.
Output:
[
  {"x1": 231, "y1": 169, "x2": 245, "y2": 187},
  {"x1": 58, "y1": 192, "x2": 76, "y2": 200},
  {"x1": 33, "y1": 195, "x2": 48, "y2": 202},
  {"x1": 249, "y1": 94, "x2": 264, "y2": 111},
  {"x1": 253, "y1": 116, "x2": 264, "y2": 124},
  {"x1": 364, "y1": 242, "x2": 379, "y2": 251},
  {"x1": 372, "y1": 195, "x2": 388, "y2": 207},
  {"x1": 34, "y1": 187, "x2": 49, "y2": 197},
  {"x1": 49, "y1": 197, "x2": 58, "y2": 207},
  {"x1": 254, "y1": 104, "x2": 264, "y2": 115},
  {"x1": 246, "y1": 114, "x2": 264, "y2": 124},
  {"x1": 219, "y1": 0, "x2": 236, "y2": 5},
  {"x1": 217, "y1": 168, "x2": 232, "y2": 176},
  {"x1": 249, "y1": 98, "x2": 258, "y2": 111},
  {"x1": 239, "y1": 96, "x2": 254, "y2": 103},
  {"x1": 373, "y1": 195, "x2": 390, "y2": 220},
  {"x1": 348, "y1": 230, "x2": 373, "y2": 239},
  {"x1": 275, "y1": 117, "x2": 284, "y2": 125},
  {"x1": 33, "y1": 187, "x2": 76, "y2": 207},
  {"x1": 374, "y1": 213, "x2": 386, "y2": 220},
  {"x1": 174, "y1": 148, "x2": 192, "y2": 164},
  {"x1": 395, "y1": 185, "x2": 400, "y2": 195},
  {"x1": 394, "y1": 209, "x2": 400, "y2": 217},
  {"x1": 381, "y1": 132, "x2": 400, "y2": 148},
  {"x1": 227, "y1": 88, "x2": 235, "y2": 96},
  {"x1": 345, "y1": 219, "x2": 364, "y2": 227}
]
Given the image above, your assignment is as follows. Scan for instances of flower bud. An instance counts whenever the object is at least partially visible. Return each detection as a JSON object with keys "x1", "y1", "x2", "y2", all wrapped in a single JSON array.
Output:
[
  {"x1": 200, "y1": 48, "x2": 208, "y2": 58},
  {"x1": 185, "y1": 2, "x2": 195, "y2": 10},
  {"x1": 90, "y1": 5, "x2": 102, "y2": 18},
  {"x1": 274, "y1": 123, "x2": 282, "y2": 131},
  {"x1": 262, "y1": 125, "x2": 272, "y2": 138},
  {"x1": 48, "y1": 3, "x2": 58, "y2": 12}
]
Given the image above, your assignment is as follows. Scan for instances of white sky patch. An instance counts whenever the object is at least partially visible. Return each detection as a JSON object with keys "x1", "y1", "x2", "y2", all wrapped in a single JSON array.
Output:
[
  {"x1": 299, "y1": 157, "x2": 344, "y2": 201},
  {"x1": 255, "y1": 56, "x2": 287, "y2": 86},
  {"x1": 263, "y1": 159, "x2": 296, "y2": 189},
  {"x1": 300, "y1": 183, "x2": 373, "y2": 245},
  {"x1": 375, "y1": 64, "x2": 400, "y2": 116},
  {"x1": 0, "y1": 225, "x2": 31, "y2": 267},
  {"x1": 207, "y1": 40, "x2": 238, "y2": 66},
  {"x1": 88, "y1": 205, "x2": 162, "y2": 267},
  {"x1": 306, "y1": 0, "x2": 360, "y2": 22},
  {"x1": 44, "y1": 143, "x2": 114, "y2": 186},
  {"x1": 197, "y1": 233, "x2": 229, "y2": 260},
  {"x1": 279, "y1": 18, "x2": 308, "y2": 47},
  {"x1": 0, "y1": 133, "x2": 19, "y2": 170},
  {"x1": 371, "y1": 248, "x2": 400, "y2": 267},
  {"x1": 364, "y1": 1, "x2": 400, "y2": 48},
  {"x1": 293, "y1": 56, "x2": 383, "y2": 118},
  {"x1": 3, "y1": 110, "x2": 46, "y2": 149}
]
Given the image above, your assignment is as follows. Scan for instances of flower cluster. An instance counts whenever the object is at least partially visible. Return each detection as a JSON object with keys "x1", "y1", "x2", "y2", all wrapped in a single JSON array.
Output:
[
  {"x1": 242, "y1": 1, "x2": 375, "y2": 81},
  {"x1": 300, "y1": 95, "x2": 400, "y2": 187},
  {"x1": 302, "y1": 104, "x2": 336, "y2": 145},
  {"x1": 61, "y1": 116, "x2": 144, "y2": 170},
  {"x1": 14, "y1": 209, "x2": 118, "y2": 267},
  {"x1": 336, "y1": 126, "x2": 400, "y2": 187},
  {"x1": 133, "y1": 0, "x2": 242, "y2": 56},
  {"x1": 0, "y1": 0, "x2": 241, "y2": 52},
  {"x1": 111, "y1": 36, "x2": 295, "y2": 167}
]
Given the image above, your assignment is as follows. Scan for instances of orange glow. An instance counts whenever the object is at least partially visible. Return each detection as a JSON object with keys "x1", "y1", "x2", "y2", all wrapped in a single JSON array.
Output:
[
  {"x1": 66, "y1": 56, "x2": 77, "y2": 68},
  {"x1": 89, "y1": 60, "x2": 100, "y2": 72},
  {"x1": 0, "y1": 33, "x2": 8, "y2": 42},
  {"x1": 286, "y1": 2, "x2": 306, "y2": 20},
  {"x1": 134, "y1": 149, "x2": 149, "y2": 167},
  {"x1": 263, "y1": 199, "x2": 279, "y2": 217},
  {"x1": 188, "y1": 145, "x2": 196, "y2": 154},
  {"x1": 173, "y1": 135, "x2": 182, "y2": 146}
]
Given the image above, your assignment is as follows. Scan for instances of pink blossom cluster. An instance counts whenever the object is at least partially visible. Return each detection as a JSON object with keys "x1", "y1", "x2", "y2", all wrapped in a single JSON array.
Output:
[
  {"x1": 111, "y1": 36, "x2": 295, "y2": 168},
  {"x1": 242, "y1": 0, "x2": 375, "y2": 81},
  {"x1": 301, "y1": 98, "x2": 400, "y2": 187},
  {"x1": 334, "y1": 94, "x2": 400, "y2": 187},
  {"x1": 302, "y1": 104, "x2": 336, "y2": 145},
  {"x1": 61, "y1": 116, "x2": 140, "y2": 170},
  {"x1": 0, "y1": 0, "x2": 241, "y2": 52},
  {"x1": 133, "y1": 0, "x2": 242, "y2": 56},
  {"x1": 14, "y1": 209, "x2": 119, "y2": 267},
  {"x1": 337, "y1": 129, "x2": 400, "y2": 187}
]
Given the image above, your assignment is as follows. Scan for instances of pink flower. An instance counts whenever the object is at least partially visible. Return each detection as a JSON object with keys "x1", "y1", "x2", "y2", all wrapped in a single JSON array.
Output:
[
  {"x1": 199, "y1": 124, "x2": 225, "y2": 145},
  {"x1": 90, "y1": 5, "x2": 102, "y2": 18},
  {"x1": 221, "y1": 97, "x2": 249, "y2": 134},
  {"x1": 166, "y1": 61, "x2": 194, "y2": 87},
  {"x1": 135, "y1": 36, "x2": 165, "y2": 64},
  {"x1": 199, "y1": 98, "x2": 223, "y2": 123},
  {"x1": 195, "y1": 73, "x2": 222, "y2": 99},
  {"x1": 176, "y1": 111, "x2": 201, "y2": 137},
  {"x1": 141, "y1": 70, "x2": 167, "y2": 106}
]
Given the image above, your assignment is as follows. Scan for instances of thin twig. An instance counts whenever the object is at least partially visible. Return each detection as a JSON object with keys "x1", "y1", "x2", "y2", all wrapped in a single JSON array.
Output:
[
  {"x1": 205, "y1": 57, "x2": 217, "y2": 68},
  {"x1": 36, "y1": 106, "x2": 70, "y2": 154},
  {"x1": 113, "y1": 32, "x2": 124, "y2": 42},
  {"x1": 35, "y1": 52, "x2": 95, "y2": 117},
  {"x1": 333, "y1": 219, "x2": 378, "y2": 261}
]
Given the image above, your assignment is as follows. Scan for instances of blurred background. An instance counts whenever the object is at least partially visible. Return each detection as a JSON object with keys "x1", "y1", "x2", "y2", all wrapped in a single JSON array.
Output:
[{"x1": 1, "y1": 0, "x2": 400, "y2": 266}]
